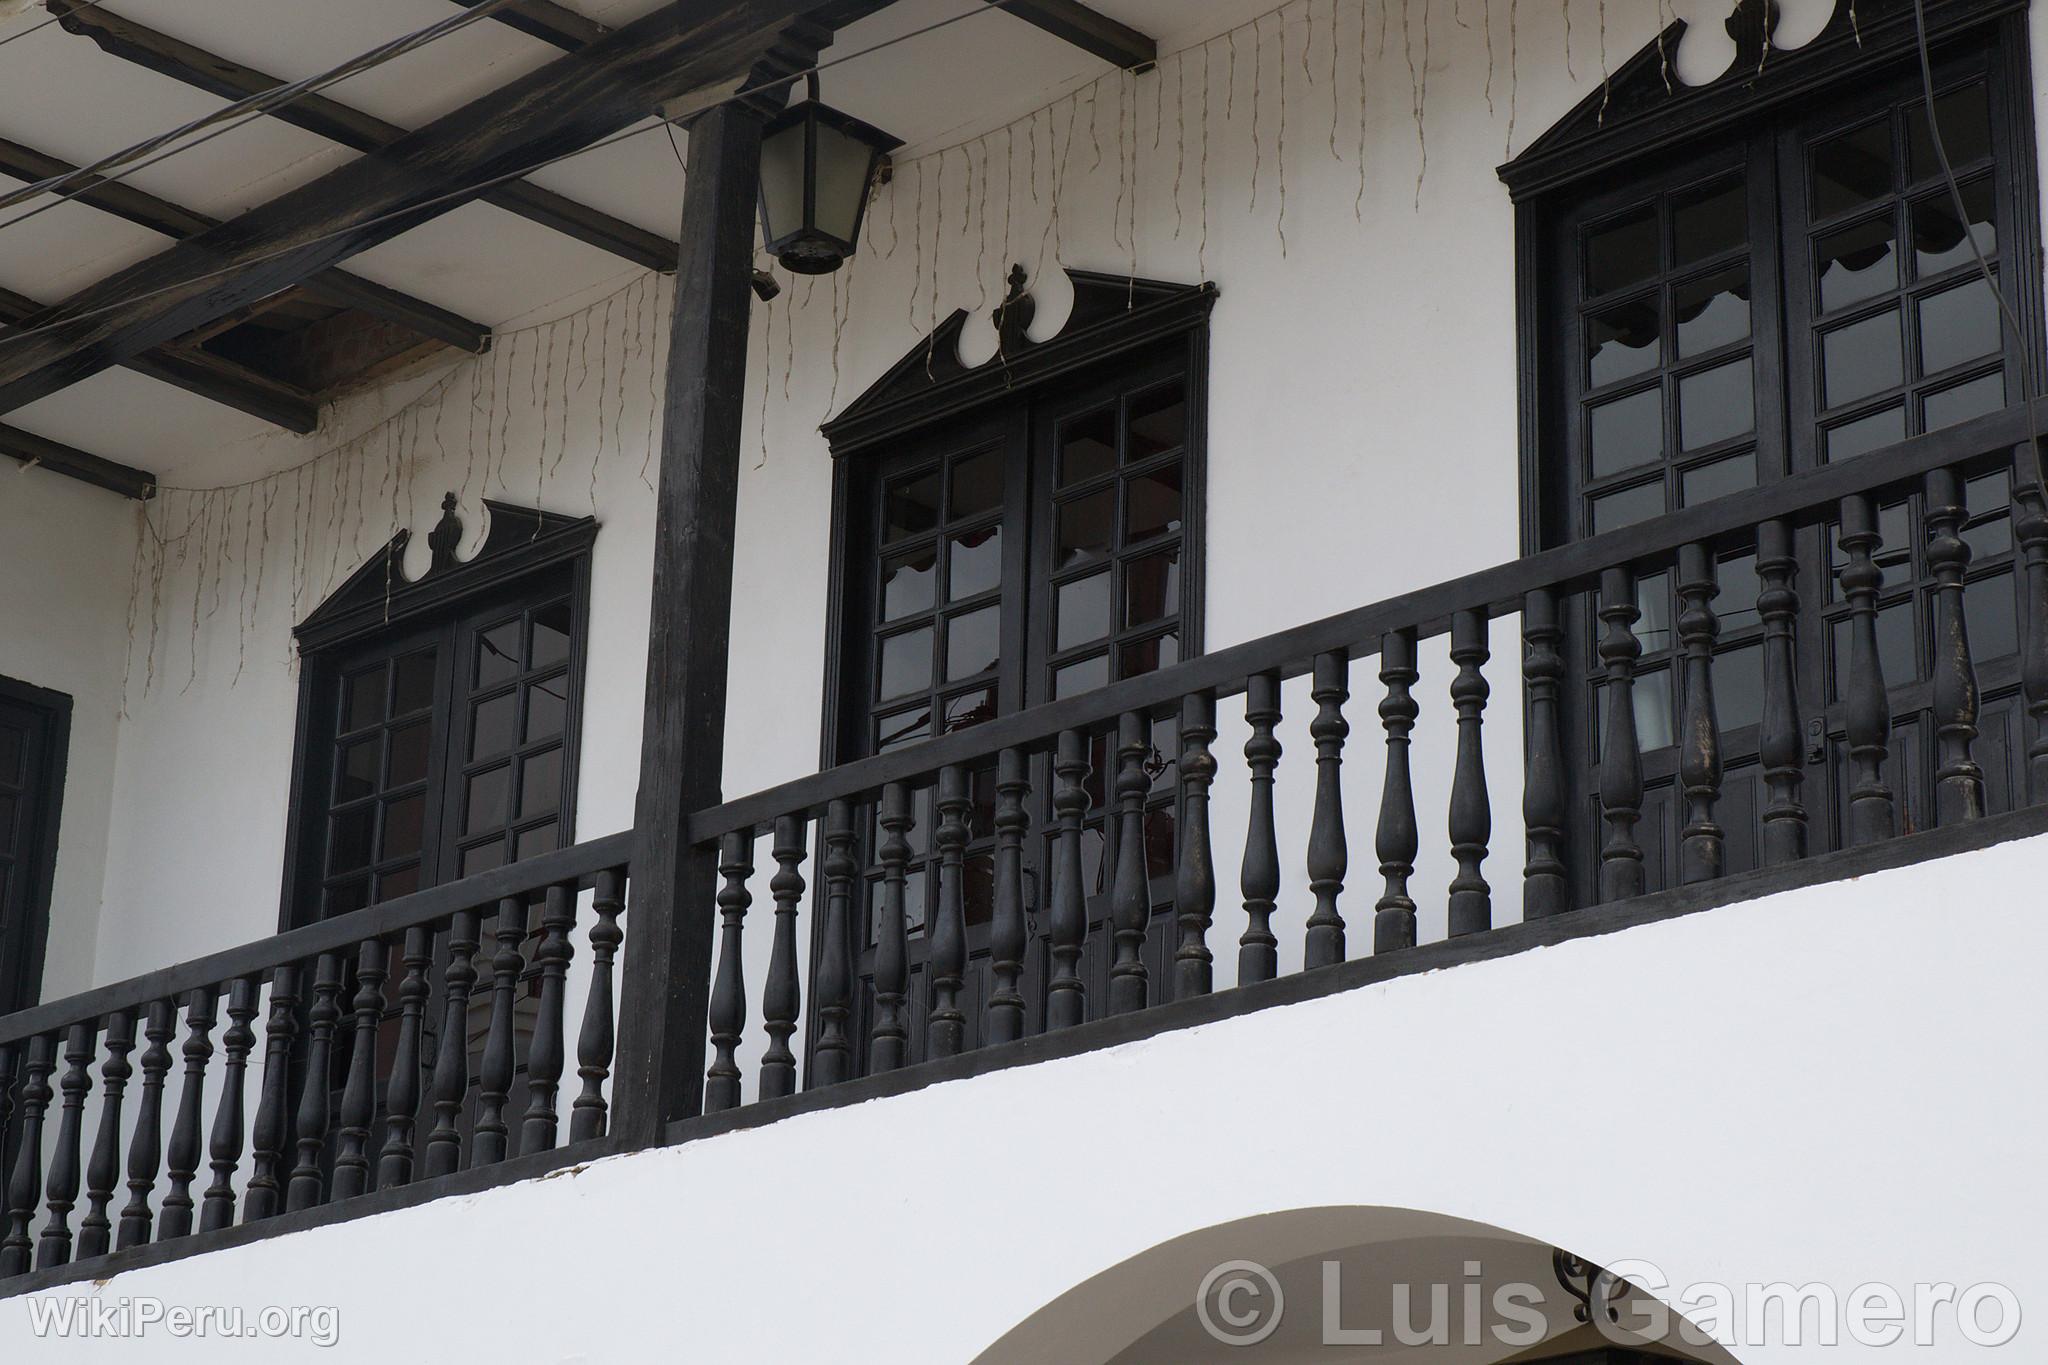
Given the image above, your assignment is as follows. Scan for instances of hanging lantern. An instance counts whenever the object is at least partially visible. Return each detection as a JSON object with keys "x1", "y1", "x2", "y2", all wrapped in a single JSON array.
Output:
[{"x1": 757, "y1": 74, "x2": 901, "y2": 276}]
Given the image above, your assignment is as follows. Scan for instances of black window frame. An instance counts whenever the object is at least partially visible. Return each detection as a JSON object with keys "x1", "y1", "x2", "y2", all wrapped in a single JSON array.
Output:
[
  {"x1": 278, "y1": 499, "x2": 596, "y2": 932},
  {"x1": 0, "y1": 674, "x2": 70, "y2": 1015}
]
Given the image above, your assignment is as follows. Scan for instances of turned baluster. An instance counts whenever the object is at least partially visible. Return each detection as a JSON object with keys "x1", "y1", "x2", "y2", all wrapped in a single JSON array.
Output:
[
  {"x1": 1047, "y1": 732, "x2": 1090, "y2": 1029},
  {"x1": 287, "y1": 953, "x2": 344, "y2": 1211},
  {"x1": 1839, "y1": 495, "x2": 1896, "y2": 845},
  {"x1": 1238, "y1": 673, "x2": 1283, "y2": 983},
  {"x1": 472, "y1": 897, "x2": 526, "y2": 1168},
  {"x1": 760, "y1": 827, "x2": 806, "y2": 1100},
  {"x1": 812, "y1": 803, "x2": 857, "y2": 1085},
  {"x1": 871, "y1": 783, "x2": 913, "y2": 1072},
  {"x1": 1676, "y1": 545, "x2": 1726, "y2": 884},
  {"x1": 1925, "y1": 468, "x2": 1985, "y2": 825},
  {"x1": 331, "y1": 939, "x2": 387, "y2": 1201},
  {"x1": 1109, "y1": 712, "x2": 1154, "y2": 1013},
  {"x1": 522, "y1": 883, "x2": 577, "y2": 1152},
  {"x1": 929, "y1": 768, "x2": 971, "y2": 1058},
  {"x1": 0, "y1": 1034, "x2": 53, "y2": 1276},
  {"x1": 199, "y1": 979, "x2": 258, "y2": 1231},
  {"x1": 1175, "y1": 693, "x2": 1218, "y2": 999},
  {"x1": 378, "y1": 928, "x2": 433, "y2": 1189},
  {"x1": 1374, "y1": 630, "x2": 1421, "y2": 949},
  {"x1": 244, "y1": 965, "x2": 298, "y2": 1221},
  {"x1": 158, "y1": 987, "x2": 216, "y2": 1238},
  {"x1": 1447, "y1": 613, "x2": 1494, "y2": 937},
  {"x1": 2018, "y1": 487, "x2": 2048, "y2": 798},
  {"x1": 1521, "y1": 590, "x2": 1571, "y2": 917},
  {"x1": 1598, "y1": 567, "x2": 1646, "y2": 902},
  {"x1": 987, "y1": 750, "x2": 1030, "y2": 1042},
  {"x1": 704, "y1": 835, "x2": 754, "y2": 1113},
  {"x1": 0, "y1": 1044, "x2": 13, "y2": 1166},
  {"x1": 572, "y1": 870, "x2": 627, "y2": 1138},
  {"x1": 1304, "y1": 653, "x2": 1351, "y2": 967},
  {"x1": 35, "y1": 1022, "x2": 94, "y2": 1268},
  {"x1": 118, "y1": 1001, "x2": 175, "y2": 1248},
  {"x1": 1756, "y1": 520, "x2": 1808, "y2": 865},
  {"x1": 423, "y1": 913, "x2": 479, "y2": 1178},
  {"x1": 77, "y1": 1010, "x2": 135, "y2": 1259}
]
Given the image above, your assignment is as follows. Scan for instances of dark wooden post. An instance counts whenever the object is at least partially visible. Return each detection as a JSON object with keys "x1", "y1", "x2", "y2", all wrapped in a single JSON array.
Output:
[
  {"x1": 1597, "y1": 567, "x2": 1646, "y2": 902},
  {"x1": 1520, "y1": 590, "x2": 1571, "y2": 917},
  {"x1": 811, "y1": 802, "x2": 857, "y2": 1084},
  {"x1": 1174, "y1": 693, "x2": 1218, "y2": 999},
  {"x1": 1756, "y1": 520, "x2": 1808, "y2": 865},
  {"x1": 246, "y1": 966, "x2": 299, "y2": 1218},
  {"x1": 1237, "y1": 673, "x2": 1283, "y2": 983},
  {"x1": 613, "y1": 103, "x2": 767, "y2": 1147},
  {"x1": 36, "y1": 1021, "x2": 94, "y2": 1268},
  {"x1": 987, "y1": 750, "x2": 1031, "y2": 1040},
  {"x1": 1047, "y1": 730, "x2": 1091, "y2": 1028},
  {"x1": 1675, "y1": 545, "x2": 1725, "y2": 884},
  {"x1": 200, "y1": 978, "x2": 260, "y2": 1231},
  {"x1": 759, "y1": 827, "x2": 805, "y2": 1101},
  {"x1": 77, "y1": 1010, "x2": 134, "y2": 1258},
  {"x1": 928, "y1": 766, "x2": 971, "y2": 1057},
  {"x1": 703, "y1": 834, "x2": 753, "y2": 1114},
  {"x1": 1445, "y1": 612, "x2": 1492, "y2": 937},
  {"x1": 1374, "y1": 630, "x2": 1421, "y2": 950},
  {"x1": 1924, "y1": 468, "x2": 1985, "y2": 824},
  {"x1": 572, "y1": 870, "x2": 628, "y2": 1138},
  {"x1": 1303, "y1": 653, "x2": 1350, "y2": 967},
  {"x1": 1839, "y1": 494, "x2": 1896, "y2": 845}
]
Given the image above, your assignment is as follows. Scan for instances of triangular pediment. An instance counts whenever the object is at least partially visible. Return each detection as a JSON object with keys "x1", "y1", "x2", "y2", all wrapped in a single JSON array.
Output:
[{"x1": 823, "y1": 264, "x2": 1216, "y2": 454}]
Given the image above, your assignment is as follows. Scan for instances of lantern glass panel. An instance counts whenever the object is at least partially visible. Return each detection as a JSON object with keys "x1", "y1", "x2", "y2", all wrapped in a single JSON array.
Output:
[
  {"x1": 814, "y1": 119, "x2": 875, "y2": 243},
  {"x1": 759, "y1": 119, "x2": 809, "y2": 246}
]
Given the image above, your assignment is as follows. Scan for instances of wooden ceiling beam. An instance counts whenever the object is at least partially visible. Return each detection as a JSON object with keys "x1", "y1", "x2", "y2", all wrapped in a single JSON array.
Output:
[
  {"x1": 0, "y1": 1, "x2": 836, "y2": 416},
  {"x1": 984, "y1": 0, "x2": 1155, "y2": 70},
  {"x1": 0, "y1": 286, "x2": 317, "y2": 432},
  {"x1": 0, "y1": 135, "x2": 488, "y2": 354},
  {"x1": 50, "y1": 0, "x2": 680, "y2": 274},
  {"x1": 0, "y1": 422, "x2": 155, "y2": 500},
  {"x1": 446, "y1": 0, "x2": 608, "y2": 53}
]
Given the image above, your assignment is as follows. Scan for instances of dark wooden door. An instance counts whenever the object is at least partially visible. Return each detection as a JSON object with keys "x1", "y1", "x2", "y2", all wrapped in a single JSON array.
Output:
[{"x1": 0, "y1": 679, "x2": 69, "y2": 1016}]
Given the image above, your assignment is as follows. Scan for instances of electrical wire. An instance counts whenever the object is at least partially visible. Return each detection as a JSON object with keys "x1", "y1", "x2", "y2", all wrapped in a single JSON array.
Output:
[
  {"x1": 0, "y1": 0, "x2": 1032, "y2": 355},
  {"x1": 0, "y1": 0, "x2": 105, "y2": 50},
  {"x1": 1909, "y1": 0, "x2": 2047, "y2": 492},
  {"x1": 0, "y1": 0, "x2": 526, "y2": 218}
]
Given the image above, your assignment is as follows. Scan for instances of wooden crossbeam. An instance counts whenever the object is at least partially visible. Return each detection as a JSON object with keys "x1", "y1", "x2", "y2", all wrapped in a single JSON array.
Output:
[
  {"x1": 0, "y1": 422, "x2": 155, "y2": 499},
  {"x1": 984, "y1": 0, "x2": 1155, "y2": 69},
  {"x1": 0, "y1": 2, "x2": 834, "y2": 416},
  {"x1": 49, "y1": 0, "x2": 680, "y2": 274},
  {"x1": 0, "y1": 287, "x2": 317, "y2": 432},
  {"x1": 0, "y1": 136, "x2": 488, "y2": 355},
  {"x1": 447, "y1": 0, "x2": 608, "y2": 53}
]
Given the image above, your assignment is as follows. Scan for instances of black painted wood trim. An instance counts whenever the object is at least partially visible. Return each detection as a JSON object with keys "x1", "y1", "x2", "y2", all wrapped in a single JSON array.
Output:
[
  {"x1": 0, "y1": 424, "x2": 154, "y2": 500},
  {"x1": 0, "y1": 676, "x2": 70, "y2": 1016},
  {"x1": 981, "y1": 0, "x2": 1156, "y2": 70}
]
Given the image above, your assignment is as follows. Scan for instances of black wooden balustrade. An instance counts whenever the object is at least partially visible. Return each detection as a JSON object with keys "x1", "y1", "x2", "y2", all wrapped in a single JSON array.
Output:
[
  {"x1": 8, "y1": 404, "x2": 2048, "y2": 1293},
  {"x1": 0, "y1": 833, "x2": 632, "y2": 1284}
]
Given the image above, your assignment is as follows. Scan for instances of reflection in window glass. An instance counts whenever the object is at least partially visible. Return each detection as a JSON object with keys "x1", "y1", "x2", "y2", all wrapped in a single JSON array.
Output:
[
  {"x1": 947, "y1": 526, "x2": 1002, "y2": 601},
  {"x1": 1912, "y1": 180, "x2": 1996, "y2": 277},
  {"x1": 1918, "y1": 278, "x2": 2002, "y2": 374},
  {"x1": 878, "y1": 628, "x2": 932, "y2": 700},
  {"x1": 1964, "y1": 570, "x2": 2018, "y2": 660},
  {"x1": 945, "y1": 606, "x2": 1001, "y2": 680},
  {"x1": 1831, "y1": 604, "x2": 1917, "y2": 699},
  {"x1": 1588, "y1": 298, "x2": 1661, "y2": 386},
  {"x1": 1823, "y1": 310, "x2": 1904, "y2": 407},
  {"x1": 1056, "y1": 572, "x2": 1112, "y2": 649},
  {"x1": 1674, "y1": 179, "x2": 1745, "y2": 265},
  {"x1": 1712, "y1": 643, "x2": 1766, "y2": 731},
  {"x1": 1812, "y1": 121, "x2": 1893, "y2": 219},
  {"x1": 1586, "y1": 206, "x2": 1659, "y2": 296},
  {"x1": 1590, "y1": 388, "x2": 1664, "y2": 476},
  {"x1": 1825, "y1": 406, "x2": 1906, "y2": 461},
  {"x1": 1597, "y1": 669, "x2": 1676, "y2": 752},
  {"x1": 1679, "y1": 357, "x2": 1754, "y2": 450},
  {"x1": 1908, "y1": 83, "x2": 1992, "y2": 177},
  {"x1": 1923, "y1": 371, "x2": 2005, "y2": 431},
  {"x1": 1682, "y1": 451, "x2": 1757, "y2": 505},
  {"x1": 1816, "y1": 218, "x2": 1898, "y2": 310},
  {"x1": 1674, "y1": 267, "x2": 1750, "y2": 357},
  {"x1": 1591, "y1": 479, "x2": 1666, "y2": 534}
]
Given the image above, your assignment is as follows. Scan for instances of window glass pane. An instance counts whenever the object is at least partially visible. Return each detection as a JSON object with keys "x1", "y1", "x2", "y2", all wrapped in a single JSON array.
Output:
[
  {"x1": 1591, "y1": 479, "x2": 1666, "y2": 534},
  {"x1": 880, "y1": 547, "x2": 936, "y2": 621},
  {"x1": 1674, "y1": 179, "x2": 1745, "y2": 265},
  {"x1": 883, "y1": 469, "x2": 941, "y2": 541},
  {"x1": 1125, "y1": 548, "x2": 1182, "y2": 628},
  {"x1": 466, "y1": 765, "x2": 509, "y2": 839},
  {"x1": 343, "y1": 666, "x2": 386, "y2": 732},
  {"x1": 1586, "y1": 298, "x2": 1660, "y2": 386},
  {"x1": 1679, "y1": 357, "x2": 1754, "y2": 450},
  {"x1": 1122, "y1": 633, "x2": 1181, "y2": 677},
  {"x1": 1812, "y1": 121, "x2": 1894, "y2": 219},
  {"x1": 1816, "y1": 218, "x2": 1898, "y2": 311},
  {"x1": 1912, "y1": 179, "x2": 1996, "y2": 277},
  {"x1": 1909, "y1": 82, "x2": 1992, "y2": 177},
  {"x1": 963, "y1": 854, "x2": 996, "y2": 927},
  {"x1": 1823, "y1": 310, "x2": 1903, "y2": 407},
  {"x1": 1597, "y1": 668, "x2": 1675, "y2": 752},
  {"x1": 517, "y1": 823, "x2": 559, "y2": 860},
  {"x1": 378, "y1": 865, "x2": 419, "y2": 901},
  {"x1": 949, "y1": 450, "x2": 1002, "y2": 518},
  {"x1": 1632, "y1": 571, "x2": 1672, "y2": 654},
  {"x1": 337, "y1": 738, "x2": 379, "y2": 802},
  {"x1": 1716, "y1": 551, "x2": 1764, "y2": 629},
  {"x1": 1056, "y1": 491, "x2": 1114, "y2": 569},
  {"x1": 476, "y1": 620, "x2": 521, "y2": 687},
  {"x1": 1589, "y1": 388, "x2": 1663, "y2": 477},
  {"x1": 382, "y1": 793, "x2": 425, "y2": 858},
  {"x1": 1712, "y1": 643, "x2": 1766, "y2": 731},
  {"x1": 1675, "y1": 267, "x2": 1749, "y2": 357},
  {"x1": 875, "y1": 704, "x2": 931, "y2": 752},
  {"x1": 330, "y1": 806, "x2": 374, "y2": 874},
  {"x1": 944, "y1": 689, "x2": 996, "y2": 733},
  {"x1": 530, "y1": 601, "x2": 572, "y2": 669},
  {"x1": 525, "y1": 674, "x2": 567, "y2": 743},
  {"x1": 470, "y1": 692, "x2": 517, "y2": 759},
  {"x1": 1924, "y1": 371, "x2": 2005, "y2": 431},
  {"x1": 1682, "y1": 451, "x2": 1757, "y2": 505},
  {"x1": 1125, "y1": 463, "x2": 1184, "y2": 541},
  {"x1": 1129, "y1": 382, "x2": 1187, "y2": 459},
  {"x1": 1057, "y1": 572, "x2": 1112, "y2": 650},
  {"x1": 1060, "y1": 408, "x2": 1117, "y2": 485},
  {"x1": 1964, "y1": 570, "x2": 2018, "y2": 660},
  {"x1": 1054, "y1": 654, "x2": 1109, "y2": 699},
  {"x1": 1962, "y1": 470, "x2": 2012, "y2": 558},
  {"x1": 947, "y1": 526, "x2": 1002, "y2": 601},
  {"x1": 1825, "y1": 405, "x2": 1906, "y2": 461},
  {"x1": 1919, "y1": 278, "x2": 2001, "y2": 374},
  {"x1": 386, "y1": 720, "x2": 430, "y2": 787},
  {"x1": 393, "y1": 649, "x2": 437, "y2": 715},
  {"x1": 1586, "y1": 206, "x2": 1658, "y2": 296},
  {"x1": 946, "y1": 606, "x2": 1001, "y2": 680},
  {"x1": 1832, "y1": 603, "x2": 1918, "y2": 699},
  {"x1": 520, "y1": 747, "x2": 561, "y2": 817},
  {"x1": 877, "y1": 628, "x2": 932, "y2": 701},
  {"x1": 327, "y1": 878, "x2": 369, "y2": 917},
  {"x1": 461, "y1": 841, "x2": 506, "y2": 878}
]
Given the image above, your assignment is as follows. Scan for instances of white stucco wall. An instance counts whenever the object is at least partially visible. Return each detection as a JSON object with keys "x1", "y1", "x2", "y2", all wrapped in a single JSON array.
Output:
[{"x1": 6, "y1": 825, "x2": 2041, "y2": 1363}]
